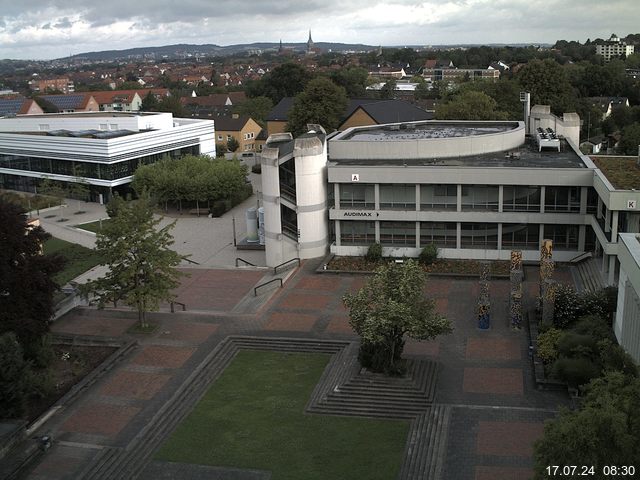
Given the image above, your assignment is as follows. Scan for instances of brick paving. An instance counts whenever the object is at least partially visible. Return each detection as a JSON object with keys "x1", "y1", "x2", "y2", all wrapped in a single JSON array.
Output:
[
  {"x1": 463, "y1": 367, "x2": 524, "y2": 395},
  {"x1": 26, "y1": 262, "x2": 577, "y2": 480},
  {"x1": 131, "y1": 345, "x2": 196, "y2": 369},
  {"x1": 99, "y1": 370, "x2": 172, "y2": 400},
  {"x1": 61, "y1": 403, "x2": 141, "y2": 437},
  {"x1": 476, "y1": 421, "x2": 545, "y2": 457}
]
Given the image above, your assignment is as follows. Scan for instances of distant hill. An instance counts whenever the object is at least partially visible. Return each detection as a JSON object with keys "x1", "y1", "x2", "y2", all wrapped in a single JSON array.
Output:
[{"x1": 62, "y1": 42, "x2": 378, "y2": 61}]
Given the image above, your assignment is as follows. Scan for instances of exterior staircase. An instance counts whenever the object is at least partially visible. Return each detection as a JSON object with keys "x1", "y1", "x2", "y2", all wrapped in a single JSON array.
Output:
[{"x1": 573, "y1": 257, "x2": 606, "y2": 293}]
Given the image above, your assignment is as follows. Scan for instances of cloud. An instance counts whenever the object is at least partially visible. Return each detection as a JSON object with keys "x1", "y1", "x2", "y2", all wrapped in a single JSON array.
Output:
[{"x1": 0, "y1": 0, "x2": 639, "y2": 59}]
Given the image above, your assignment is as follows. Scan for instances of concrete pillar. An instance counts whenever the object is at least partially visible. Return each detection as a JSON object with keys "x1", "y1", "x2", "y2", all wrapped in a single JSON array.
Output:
[
  {"x1": 597, "y1": 196, "x2": 603, "y2": 219},
  {"x1": 334, "y1": 183, "x2": 340, "y2": 209},
  {"x1": 335, "y1": 220, "x2": 341, "y2": 247},
  {"x1": 578, "y1": 225, "x2": 586, "y2": 251},
  {"x1": 415, "y1": 221, "x2": 420, "y2": 248},
  {"x1": 374, "y1": 184, "x2": 380, "y2": 210},
  {"x1": 611, "y1": 211, "x2": 619, "y2": 241},
  {"x1": 375, "y1": 221, "x2": 380, "y2": 243},
  {"x1": 580, "y1": 186, "x2": 588, "y2": 215},
  {"x1": 457, "y1": 184, "x2": 462, "y2": 212},
  {"x1": 608, "y1": 255, "x2": 616, "y2": 286},
  {"x1": 605, "y1": 207, "x2": 611, "y2": 233},
  {"x1": 415, "y1": 184, "x2": 420, "y2": 212},
  {"x1": 540, "y1": 186, "x2": 546, "y2": 213},
  {"x1": 497, "y1": 223, "x2": 503, "y2": 250},
  {"x1": 456, "y1": 222, "x2": 461, "y2": 249},
  {"x1": 538, "y1": 224, "x2": 545, "y2": 250},
  {"x1": 498, "y1": 185, "x2": 504, "y2": 213}
]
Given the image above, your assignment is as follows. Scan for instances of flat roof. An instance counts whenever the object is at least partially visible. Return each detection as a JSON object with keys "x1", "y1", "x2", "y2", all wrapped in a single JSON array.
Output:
[
  {"x1": 341, "y1": 121, "x2": 518, "y2": 141},
  {"x1": 329, "y1": 137, "x2": 587, "y2": 169},
  {"x1": 591, "y1": 156, "x2": 640, "y2": 190},
  {"x1": 7, "y1": 112, "x2": 158, "y2": 119}
]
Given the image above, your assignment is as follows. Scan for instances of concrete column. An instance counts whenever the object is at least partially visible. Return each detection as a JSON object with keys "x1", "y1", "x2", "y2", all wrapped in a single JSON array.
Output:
[
  {"x1": 498, "y1": 185, "x2": 504, "y2": 213},
  {"x1": 578, "y1": 225, "x2": 586, "y2": 251},
  {"x1": 457, "y1": 184, "x2": 462, "y2": 212},
  {"x1": 415, "y1": 184, "x2": 420, "y2": 212},
  {"x1": 456, "y1": 222, "x2": 461, "y2": 249},
  {"x1": 334, "y1": 183, "x2": 340, "y2": 210},
  {"x1": 602, "y1": 253, "x2": 607, "y2": 273},
  {"x1": 375, "y1": 220, "x2": 380, "y2": 243},
  {"x1": 497, "y1": 223, "x2": 503, "y2": 250},
  {"x1": 608, "y1": 254, "x2": 616, "y2": 285},
  {"x1": 415, "y1": 221, "x2": 420, "y2": 248},
  {"x1": 374, "y1": 184, "x2": 380, "y2": 210},
  {"x1": 335, "y1": 220, "x2": 341, "y2": 247},
  {"x1": 580, "y1": 186, "x2": 588, "y2": 215},
  {"x1": 597, "y1": 196, "x2": 603, "y2": 219},
  {"x1": 605, "y1": 208, "x2": 611, "y2": 233},
  {"x1": 611, "y1": 211, "x2": 619, "y2": 241},
  {"x1": 540, "y1": 186, "x2": 546, "y2": 213},
  {"x1": 538, "y1": 224, "x2": 545, "y2": 250}
]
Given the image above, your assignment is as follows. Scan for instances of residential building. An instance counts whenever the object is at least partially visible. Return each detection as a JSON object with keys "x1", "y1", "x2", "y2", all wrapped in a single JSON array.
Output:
[
  {"x1": 0, "y1": 97, "x2": 44, "y2": 116},
  {"x1": 586, "y1": 97, "x2": 630, "y2": 119},
  {"x1": 215, "y1": 116, "x2": 262, "y2": 153},
  {"x1": 29, "y1": 77, "x2": 75, "y2": 94},
  {"x1": 595, "y1": 34, "x2": 635, "y2": 62},
  {"x1": 39, "y1": 93, "x2": 99, "y2": 113},
  {"x1": 421, "y1": 67, "x2": 500, "y2": 82},
  {"x1": 0, "y1": 112, "x2": 215, "y2": 202},
  {"x1": 91, "y1": 91, "x2": 143, "y2": 112}
]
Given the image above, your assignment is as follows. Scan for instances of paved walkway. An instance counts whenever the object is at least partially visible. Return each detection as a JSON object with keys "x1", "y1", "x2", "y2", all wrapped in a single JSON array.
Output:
[{"x1": 25, "y1": 260, "x2": 572, "y2": 480}]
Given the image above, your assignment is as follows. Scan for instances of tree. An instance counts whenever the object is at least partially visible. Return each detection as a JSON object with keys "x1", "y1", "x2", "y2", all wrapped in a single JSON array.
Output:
[
  {"x1": 140, "y1": 91, "x2": 159, "y2": 111},
  {"x1": 286, "y1": 77, "x2": 348, "y2": 136},
  {"x1": 226, "y1": 136, "x2": 240, "y2": 153},
  {"x1": 435, "y1": 90, "x2": 509, "y2": 120},
  {"x1": 516, "y1": 58, "x2": 577, "y2": 114},
  {"x1": 246, "y1": 63, "x2": 313, "y2": 104},
  {"x1": 81, "y1": 195, "x2": 185, "y2": 328},
  {"x1": 414, "y1": 81, "x2": 431, "y2": 100},
  {"x1": 331, "y1": 66, "x2": 369, "y2": 98},
  {"x1": 343, "y1": 260, "x2": 453, "y2": 374},
  {"x1": 379, "y1": 78, "x2": 397, "y2": 99},
  {"x1": 157, "y1": 95, "x2": 185, "y2": 117},
  {"x1": 234, "y1": 96, "x2": 273, "y2": 127},
  {"x1": 619, "y1": 122, "x2": 640, "y2": 155},
  {"x1": 0, "y1": 199, "x2": 63, "y2": 359},
  {"x1": 0, "y1": 332, "x2": 30, "y2": 418},
  {"x1": 533, "y1": 372, "x2": 640, "y2": 478}
]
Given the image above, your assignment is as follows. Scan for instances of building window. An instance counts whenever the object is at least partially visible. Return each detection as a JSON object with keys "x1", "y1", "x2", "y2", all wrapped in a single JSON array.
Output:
[
  {"x1": 99, "y1": 124, "x2": 108, "y2": 130},
  {"x1": 38, "y1": 124, "x2": 50, "y2": 131},
  {"x1": 544, "y1": 186, "x2": 580, "y2": 212},
  {"x1": 461, "y1": 185, "x2": 499, "y2": 211},
  {"x1": 420, "y1": 184, "x2": 457, "y2": 210},
  {"x1": 109, "y1": 124, "x2": 118, "y2": 130},
  {"x1": 586, "y1": 188, "x2": 598, "y2": 214},
  {"x1": 544, "y1": 224, "x2": 579, "y2": 250},
  {"x1": 420, "y1": 222, "x2": 457, "y2": 248},
  {"x1": 340, "y1": 221, "x2": 376, "y2": 245},
  {"x1": 461, "y1": 223, "x2": 499, "y2": 249},
  {"x1": 340, "y1": 184, "x2": 374, "y2": 209},
  {"x1": 380, "y1": 221, "x2": 416, "y2": 246},
  {"x1": 503, "y1": 186, "x2": 541, "y2": 212},
  {"x1": 380, "y1": 184, "x2": 415, "y2": 210},
  {"x1": 502, "y1": 223, "x2": 540, "y2": 250}
]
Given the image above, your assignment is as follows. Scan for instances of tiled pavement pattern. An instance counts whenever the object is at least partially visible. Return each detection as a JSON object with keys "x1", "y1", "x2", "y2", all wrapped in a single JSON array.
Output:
[{"x1": 26, "y1": 263, "x2": 572, "y2": 480}]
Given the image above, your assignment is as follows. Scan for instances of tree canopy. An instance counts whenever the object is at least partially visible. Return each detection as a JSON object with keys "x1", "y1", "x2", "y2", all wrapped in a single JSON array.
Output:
[
  {"x1": 343, "y1": 260, "x2": 453, "y2": 374},
  {"x1": 516, "y1": 58, "x2": 577, "y2": 115},
  {"x1": 81, "y1": 195, "x2": 184, "y2": 327},
  {"x1": 435, "y1": 90, "x2": 509, "y2": 120},
  {"x1": 234, "y1": 95, "x2": 273, "y2": 127},
  {"x1": 246, "y1": 63, "x2": 313, "y2": 104},
  {"x1": 330, "y1": 66, "x2": 370, "y2": 98},
  {"x1": 286, "y1": 77, "x2": 348, "y2": 136}
]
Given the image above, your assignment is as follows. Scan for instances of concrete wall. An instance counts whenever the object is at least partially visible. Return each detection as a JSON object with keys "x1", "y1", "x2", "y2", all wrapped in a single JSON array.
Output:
[{"x1": 615, "y1": 233, "x2": 640, "y2": 363}]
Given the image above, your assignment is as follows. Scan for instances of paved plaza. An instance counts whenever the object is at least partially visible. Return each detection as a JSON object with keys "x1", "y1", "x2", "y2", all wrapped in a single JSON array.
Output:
[{"x1": 23, "y1": 257, "x2": 572, "y2": 480}]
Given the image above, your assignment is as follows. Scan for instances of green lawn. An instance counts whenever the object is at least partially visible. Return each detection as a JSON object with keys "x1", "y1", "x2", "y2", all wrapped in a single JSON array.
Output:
[
  {"x1": 156, "y1": 350, "x2": 409, "y2": 480},
  {"x1": 43, "y1": 237, "x2": 103, "y2": 285},
  {"x1": 75, "y1": 219, "x2": 111, "y2": 233}
]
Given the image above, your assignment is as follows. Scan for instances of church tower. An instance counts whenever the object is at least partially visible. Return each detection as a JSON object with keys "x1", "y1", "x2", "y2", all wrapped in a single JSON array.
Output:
[{"x1": 306, "y1": 30, "x2": 315, "y2": 55}]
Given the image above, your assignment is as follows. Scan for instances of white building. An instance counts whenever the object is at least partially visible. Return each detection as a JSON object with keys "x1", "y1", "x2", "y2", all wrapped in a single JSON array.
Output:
[
  {"x1": 615, "y1": 233, "x2": 640, "y2": 363},
  {"x1": 595, "y1": 35, "x2": 635, "y2": 62},
  {"x1": 0, "y1": 112, "x2": 215, "y2": 202}
]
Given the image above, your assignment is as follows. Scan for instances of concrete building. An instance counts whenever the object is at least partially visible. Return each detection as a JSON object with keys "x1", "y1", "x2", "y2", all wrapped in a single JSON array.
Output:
[
  {"x1": 259, "y1": 109, "x2": 640, "y2": 291},
  {"x1": 615, "y1": 233, "x2": 640, "y2": 363},
  {"x1": 215, "y1": 116, "x2": 262, "y2": 153},
  {"x1": 0, "y1": 112, "x2": 215, "y2": 202},
  {"x1": 29, "y1": 77, "x2": 75, "y2": 94},
  {"x1": 595, "y1": 35, "x2": 635, "y2": 62}
]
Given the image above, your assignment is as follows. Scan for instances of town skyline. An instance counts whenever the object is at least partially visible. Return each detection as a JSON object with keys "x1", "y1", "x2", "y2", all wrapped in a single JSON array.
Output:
[{"x1": 1, "y1": 0, "x2": 639, "y2": 60}]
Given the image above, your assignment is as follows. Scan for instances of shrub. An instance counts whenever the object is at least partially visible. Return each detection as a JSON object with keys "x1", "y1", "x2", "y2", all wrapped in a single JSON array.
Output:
[
  {"x1": 419, "y1": 243, "x2": 438, "y2": 265},
  {"x1": 571, "y1": 314, "x2": 612, "y2": 340},
  {"x1": 251, "y1": 163, "x2": 262, "y2": 174},
  {"x1": 365, "y1": 243, "x2": 383, "y2": 262},
  {"x1": 551, "y1": 357, "x2": 601, "y2": 387},
  {"x1": 557, "y1": 332, "x2": 598, "y2": 359},
  {"x1": 553, "y1": 284, "x2": 581, "y2": 328},
  {"x1": 537, "y1": 327, "x2": 563, "y2": 364},
  {"x1": 598, "y1": 339, "x2": 639, "y2": 378},
  {"x1": 210, "y1": 200, "x2": 227, "y2": 217}
]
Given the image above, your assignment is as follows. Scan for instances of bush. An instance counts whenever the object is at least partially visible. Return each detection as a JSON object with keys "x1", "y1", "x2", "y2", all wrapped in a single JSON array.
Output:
[
  {"x1": 553, "y1": 284, "x2": 581, "y2": 328},
  {"x1": 0, "y1": 333, "x2": 30, "y2": 418},
  {"x1": 551, "y1": 357, "x2": 601, "y2": 387},
  {"x1": 571, "y1": 314, "x2": 612, "y2": 340},
  {"x1": 419, "y1": 244, "x2": 438, "y2": 265},
  {"x1": 598, "y1": 340, "x2": 639, "y2": 378},
  {"x1": 251, "y1": 163, "x2": 262, "y2": 174},
  {"x1": 537, "y1": 327, "x2": 563, "y2": 364},
  {"x1": 365, "y1": 243, "x2": 383, "y2": 262},
  {"x1": 557, "y1": 332, "x2": 599, "y2": 359},
  {"x1": 210, "y1": 200, "x2": 228, "y2": 217}
]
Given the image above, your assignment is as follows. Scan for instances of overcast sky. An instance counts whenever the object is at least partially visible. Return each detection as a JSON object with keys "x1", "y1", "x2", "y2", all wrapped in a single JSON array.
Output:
[{"x1": 1, "y1": 0, "x2": 639, "y2": 60}]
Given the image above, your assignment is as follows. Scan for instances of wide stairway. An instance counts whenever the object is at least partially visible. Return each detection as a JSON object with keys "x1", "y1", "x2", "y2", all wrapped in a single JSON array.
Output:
[{"x1": 573, "y1": 257, "x2": 606, "y2": 293}]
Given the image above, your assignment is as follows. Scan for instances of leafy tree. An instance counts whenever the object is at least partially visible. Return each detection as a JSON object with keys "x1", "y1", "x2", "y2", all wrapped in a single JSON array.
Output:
[
  {"x1": 140, "y1": 91, "x2": 159, "y2": 111},
  {"x1": 331, "y1": 66, "x2": 369, "y2": 98},
  {"x1": 516, "y1": 58, "x2": 577, "y2": 114},
  {"x1": 286, "y1": 77, "x2": 348, "y2": 136},
  {"x1": 226, "y1": 136, "x2": 240, "y2": 153},
  {"x1": 81, "y1": 195, "x2": 185, "y2": 328},
  {"x1": 379, "y1": 78, "x2": 397, "y2": 99},
  {"x1": 157, "y1": 94, "x2": 185, "y2": 117},
  {"x1": 343, "y1": 260, "x2": 453, "y2": 374},
  {"x1": 0, "y1": 332, "x2": 30, "y2": 418},
  {"x1": 0, "y1": 200, "x2": 63, "y2": 359},
  {"x1": 435, "y1": 90, "x2": 509, "y2": 120},
  {"x1": 534, "y1": 372, "x2": 640, "y2": 478},
  {"x1": 247, "y1": 63, "x2": 313, "y2": 104},
  {"x1": 234, "y1": 96, "x2": 273, "y2": 127},
  {"x1": 619, "y1": 122, "x2": 640, "y2": 155},
  {"x1": 414, "y1": 81, "x2": 431, "y2": 100}
]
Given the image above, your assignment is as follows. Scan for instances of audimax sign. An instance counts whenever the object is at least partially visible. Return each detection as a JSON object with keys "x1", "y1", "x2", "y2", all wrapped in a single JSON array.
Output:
[{"x1": 343, "y1": 211, "x2": 380, "y2": 217}]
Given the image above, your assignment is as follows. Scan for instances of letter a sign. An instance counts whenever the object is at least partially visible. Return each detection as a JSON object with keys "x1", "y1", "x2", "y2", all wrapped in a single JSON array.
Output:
[{"x1": 351, "y1": 173, "x2": 360, "y2": 182}]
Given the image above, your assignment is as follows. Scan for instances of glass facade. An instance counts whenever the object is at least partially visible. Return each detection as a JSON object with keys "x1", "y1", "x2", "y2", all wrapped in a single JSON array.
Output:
[
  {"x1": 379, "y1": 184, "x2": 415, "y2": 210},
  {"x1": 420, "y1": 184, "x2": 457, "y2": 210},
  {"x1": 461, "y1": 223, "x2": 499, "y2": 249},
  {"x1": 380, "y1": 221, "x2": 416, "y2": 246},
  {"x1": 544, "y1": 186, "x2": 580, "y2": 212},
  {"x1": 340, "y1": 184, "x2": 374, "y2": 209},
  {"x1": 503, "y1": 186, "x2": 541, "y2": 212},
  {"x1": 461, "y1": 185, "x2": 499, "y2": 211},
  {"x1": 502, "y1": 223, "x2": 540, "y2": 250},
  {"x1": 544, "y1": 224, "x2": 579, "y2": 250},
  {"x1": 340, "y1": 221, "x2": 376, "y2": 245},
  {"x1": 420, "y1": 222, "x2": 457, "y2": 247}
]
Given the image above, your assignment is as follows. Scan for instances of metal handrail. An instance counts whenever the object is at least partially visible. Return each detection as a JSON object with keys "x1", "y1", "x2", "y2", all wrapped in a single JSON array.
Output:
[
  {"x1": 236, "y1": 257, "x2": 256, "y2": 267},
  {"x1": 273, "y1": 257, "x2": 300, "y2": 275},
  {"x1": 182, "y1": 257, "x2": 201, "y2": 265},
  {"x1": 170, "y1": 301, "x2": 186, "y2": 313},
  {"x1": 254, "y1": 278, "x2": 283, "y2": 296},
  {"x1": 568, "y1": 251, "x2": 592, "y2": 263}
]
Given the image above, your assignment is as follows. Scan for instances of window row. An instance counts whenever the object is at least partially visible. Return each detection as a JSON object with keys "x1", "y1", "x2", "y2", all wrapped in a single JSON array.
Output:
[
  {"x1": 338, "y1": 184, "x2": 591, "y2": 213},
  {"x1": 339, "y1": 221, "x2": 580, "y2": 250}
]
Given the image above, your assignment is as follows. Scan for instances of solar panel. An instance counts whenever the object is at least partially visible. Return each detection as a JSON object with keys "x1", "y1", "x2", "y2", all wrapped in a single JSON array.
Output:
[
  {"x1": 41, "y1": 94, "x2": 85, "y2": 110},
  {"x1": 0, "y1": 99, "x2": 25, "y2": 116}
]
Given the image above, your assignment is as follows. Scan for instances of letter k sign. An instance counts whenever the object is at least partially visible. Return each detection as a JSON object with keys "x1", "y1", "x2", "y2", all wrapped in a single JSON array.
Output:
[{"x1": 351, "y1": 174, "x2": 360, "y2": 182}]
